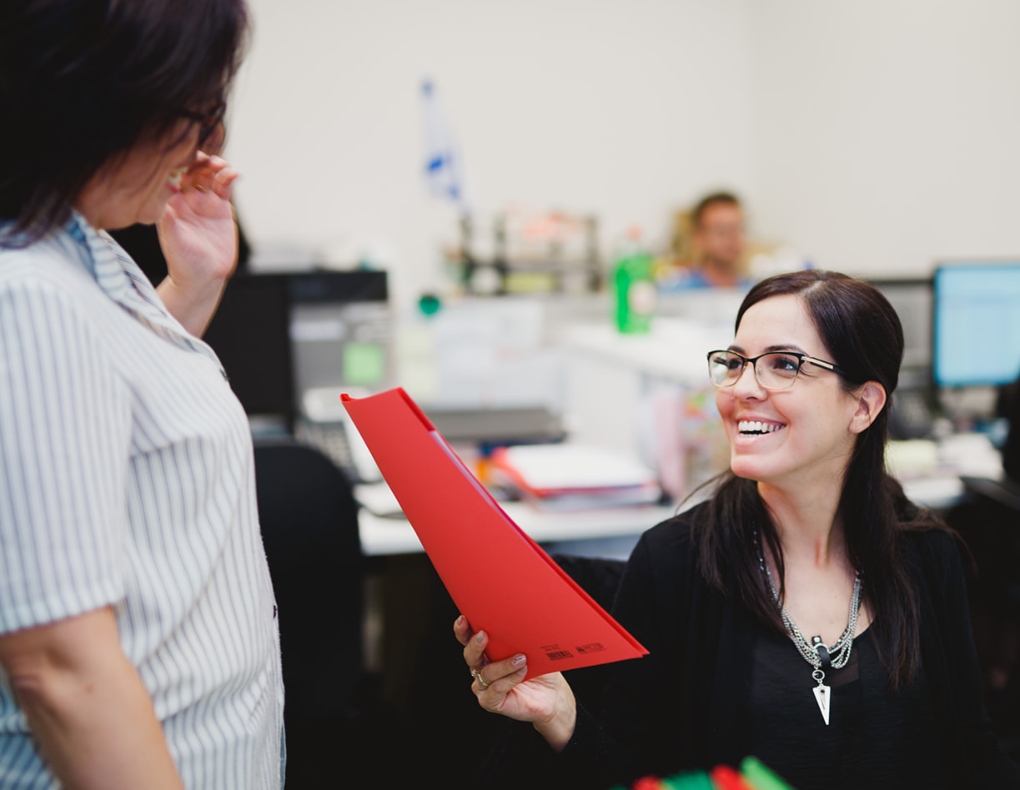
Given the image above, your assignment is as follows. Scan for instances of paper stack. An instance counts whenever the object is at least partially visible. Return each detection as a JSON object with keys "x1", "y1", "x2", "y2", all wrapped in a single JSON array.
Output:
[{"x1": 489, "y1": 444, "x2": 662, "y2": 512}]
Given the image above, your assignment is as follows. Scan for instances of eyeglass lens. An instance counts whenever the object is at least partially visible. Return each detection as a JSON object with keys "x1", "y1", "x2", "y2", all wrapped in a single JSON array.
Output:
[{"x1": 708, "y1": 351, "x2": 803, "y2": 389}]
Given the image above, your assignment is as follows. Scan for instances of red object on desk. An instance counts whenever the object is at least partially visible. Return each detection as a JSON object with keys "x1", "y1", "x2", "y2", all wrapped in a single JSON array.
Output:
[
  {"x1": 709, "y1": 765, "x2": 756, "y2": 789},
  {"x1": 341, "y1": 387, "x2": 648, "y2": 679}
]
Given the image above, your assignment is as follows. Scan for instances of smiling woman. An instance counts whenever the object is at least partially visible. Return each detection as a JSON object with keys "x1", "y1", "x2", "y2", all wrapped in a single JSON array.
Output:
[
  {"x1": 0, "y1": 2, "x2": 288, "y2": 790},
  {"x1": 452, "y1": 270, "x2": 1020, "y2": 789}
]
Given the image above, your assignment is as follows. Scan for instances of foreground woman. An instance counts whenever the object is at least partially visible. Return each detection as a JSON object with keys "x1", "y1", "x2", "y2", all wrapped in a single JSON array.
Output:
[
  {"x1": 0, "y1": 2, "x2": 284, "y2": 788},
  {"x1": 456, "y1": 270, "x2": 1020, "y2": 787}
]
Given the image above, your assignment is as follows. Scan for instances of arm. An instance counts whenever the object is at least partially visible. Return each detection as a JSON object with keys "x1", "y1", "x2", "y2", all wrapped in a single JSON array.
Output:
[
  {"x1": 156, "y1": 153, "x2": 241, "y2": 336},
  {"x1": 0, "y1": 607, "x2": 184, "y2": 790}
]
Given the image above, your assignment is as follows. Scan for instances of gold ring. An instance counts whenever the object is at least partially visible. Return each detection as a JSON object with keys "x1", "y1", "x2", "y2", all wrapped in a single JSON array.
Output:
[{"x1": 470, "y1": 668, "x2": 490, "y2": 689}]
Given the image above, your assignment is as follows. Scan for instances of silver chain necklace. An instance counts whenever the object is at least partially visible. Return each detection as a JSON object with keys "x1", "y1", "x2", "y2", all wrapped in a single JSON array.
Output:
[{"x1": 756, "y1": 541, "x2": 862, "y2": 726}]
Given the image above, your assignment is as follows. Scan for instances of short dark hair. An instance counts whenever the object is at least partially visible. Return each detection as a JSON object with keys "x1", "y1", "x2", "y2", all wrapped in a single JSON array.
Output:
[
  {"x1": 0, "y1": 0, "x2": 250, "y2": 245},
  {"x1": 691, "y1": 191, "x2": 741, "y2": 229},
  {"x1": 697, "y1": 270, "x2": 945, "y2": 689}
]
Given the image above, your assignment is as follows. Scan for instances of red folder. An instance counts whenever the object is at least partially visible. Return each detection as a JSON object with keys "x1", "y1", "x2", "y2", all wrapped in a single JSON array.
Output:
[{"x1": 342, "y1": 387, "x2": 648, "y2": 679}]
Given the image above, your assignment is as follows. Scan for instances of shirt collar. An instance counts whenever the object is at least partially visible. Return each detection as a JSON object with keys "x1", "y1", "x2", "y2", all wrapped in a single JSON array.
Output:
[{"x1": 63, "y1": 212, "x2": 225, "y2": 371}]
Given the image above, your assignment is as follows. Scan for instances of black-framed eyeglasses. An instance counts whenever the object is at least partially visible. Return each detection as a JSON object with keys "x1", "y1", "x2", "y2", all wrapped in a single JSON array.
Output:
[
  {"x1": 706, "y1": 349, "x2": 846, "y2": 391},
  {"x1": 178, "y1": 100, "x2": 227, "y2": 146}
]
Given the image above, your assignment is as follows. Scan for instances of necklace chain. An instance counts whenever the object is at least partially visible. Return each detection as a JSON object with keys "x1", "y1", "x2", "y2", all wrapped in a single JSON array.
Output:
[{"x1": 756, "y1": 542, "x2": 863, "y2": 671}]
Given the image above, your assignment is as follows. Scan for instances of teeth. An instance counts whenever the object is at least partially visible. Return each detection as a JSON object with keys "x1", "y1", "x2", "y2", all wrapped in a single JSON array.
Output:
[
  {"x1": 738, "y1": 420, "x2": 784, "y2": 435},
  {"x1": 168, "y1": 167, "x2": 186, "y2": 187}
]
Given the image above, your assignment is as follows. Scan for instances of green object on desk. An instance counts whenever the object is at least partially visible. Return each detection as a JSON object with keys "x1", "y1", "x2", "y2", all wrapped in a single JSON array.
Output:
[
  {"x1": 343, "y1": 341, "x2": 386, "y2": 386},
  {"x1": 611, "y1": 235, "x2": 655, "y2": 334},
  {"x1": 665, "y1": 771, "x2": 715, "y2": 789},
  {"x1": 739, "y1": 756, "x2": 795, "y2": 790}
]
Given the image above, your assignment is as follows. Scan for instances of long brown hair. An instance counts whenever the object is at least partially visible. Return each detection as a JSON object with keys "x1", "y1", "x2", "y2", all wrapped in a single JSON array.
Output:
[{"x1": 696, "y1": 270, "x2": 943, "y2": 688}]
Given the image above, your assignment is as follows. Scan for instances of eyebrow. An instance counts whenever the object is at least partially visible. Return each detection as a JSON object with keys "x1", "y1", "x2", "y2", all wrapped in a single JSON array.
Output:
[{"x1": 727, "y1": 343, "x2": 810, "y2": 355}]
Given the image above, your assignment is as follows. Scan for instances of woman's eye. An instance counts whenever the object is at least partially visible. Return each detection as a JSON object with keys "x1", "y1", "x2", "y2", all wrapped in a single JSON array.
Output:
[{"x1": 771, "y1": 355, "x2": 799, "y2": 372}]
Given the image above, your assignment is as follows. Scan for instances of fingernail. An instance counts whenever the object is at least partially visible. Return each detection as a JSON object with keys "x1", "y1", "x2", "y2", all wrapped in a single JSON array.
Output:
[
  {"x1": 474, "y1": 631, "x2": 485, "y2": 644},
  {"x1": 512, "y1": 654, "x2": 526, "y2": 666},
  {"x1": 455, "y1": 616, "x2": 464, "y2": 628}
]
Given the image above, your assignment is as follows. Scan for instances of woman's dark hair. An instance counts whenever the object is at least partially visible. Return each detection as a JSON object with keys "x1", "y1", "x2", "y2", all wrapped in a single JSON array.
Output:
[
  {"x1": 696, "y1": 269, "x2": 941, "y2": 689},
  {"x1": 0, "y1": 0, "x2": 250, "y2": 245}
]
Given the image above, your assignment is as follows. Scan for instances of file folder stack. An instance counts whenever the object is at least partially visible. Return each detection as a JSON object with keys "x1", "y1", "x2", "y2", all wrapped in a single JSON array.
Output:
[{"x1": 488, "y1": 443, "x2": 662, "y2": 512}]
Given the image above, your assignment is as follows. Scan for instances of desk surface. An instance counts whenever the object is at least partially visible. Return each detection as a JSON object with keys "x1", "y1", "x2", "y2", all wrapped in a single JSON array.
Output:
[
  {"x1": 357, "y1": 474, "x2": 971, "y2": 557},
  {"x1": 357, "y1": 488, "x2": 679, "y2": 556}
]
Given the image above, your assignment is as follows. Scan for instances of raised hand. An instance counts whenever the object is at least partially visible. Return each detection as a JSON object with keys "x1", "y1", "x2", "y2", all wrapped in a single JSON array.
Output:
[{"x1": 155, "y1": 153, "x2": 241, "y2": 335}]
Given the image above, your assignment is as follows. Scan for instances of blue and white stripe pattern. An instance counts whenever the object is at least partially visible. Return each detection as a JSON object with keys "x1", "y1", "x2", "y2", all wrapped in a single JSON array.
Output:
[{"x1": 0, "y1": 215, "x2": 284, "y2": 788}]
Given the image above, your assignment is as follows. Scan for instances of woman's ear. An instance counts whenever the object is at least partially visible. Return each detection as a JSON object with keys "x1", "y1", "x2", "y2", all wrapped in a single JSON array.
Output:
[{"x1": 849, "y1": 382, "x2": 887, "y2": 434}]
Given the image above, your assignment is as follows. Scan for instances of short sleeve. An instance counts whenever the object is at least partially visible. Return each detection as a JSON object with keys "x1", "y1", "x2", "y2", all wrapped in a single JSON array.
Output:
[{"x1": 0, "y1": 279, "x2": 130, "y2": 633}]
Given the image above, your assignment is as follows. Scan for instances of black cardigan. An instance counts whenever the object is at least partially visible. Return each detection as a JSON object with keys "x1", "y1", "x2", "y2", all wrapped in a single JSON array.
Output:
[{"x1": 482, "y1": 505, "x2": 1020, "y2": 788}]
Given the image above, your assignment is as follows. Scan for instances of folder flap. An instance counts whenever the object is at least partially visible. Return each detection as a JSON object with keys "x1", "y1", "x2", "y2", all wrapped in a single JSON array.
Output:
[{"x1": 342, "y1": 388, "x2": 647, "y2": 679}]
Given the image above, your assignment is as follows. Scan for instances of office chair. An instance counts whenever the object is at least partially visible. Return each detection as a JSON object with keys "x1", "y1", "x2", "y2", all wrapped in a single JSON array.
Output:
[
  {"x1": 949, "y1": 473, "x2": 1020, "y2": 755},
  {"x1": 253, "y1": 440, "x2": 370, "y2": 784}
]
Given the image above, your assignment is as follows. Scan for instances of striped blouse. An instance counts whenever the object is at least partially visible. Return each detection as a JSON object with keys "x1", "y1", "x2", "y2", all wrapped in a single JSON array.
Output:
[{"x1": 0, "y1": 215, "x2": 284, "y2": 789}]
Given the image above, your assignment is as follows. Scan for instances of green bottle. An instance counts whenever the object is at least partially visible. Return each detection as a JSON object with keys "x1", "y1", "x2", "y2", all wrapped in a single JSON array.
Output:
[{"x1": 612, "y1": 227, "x2": 656, "y2": 334}]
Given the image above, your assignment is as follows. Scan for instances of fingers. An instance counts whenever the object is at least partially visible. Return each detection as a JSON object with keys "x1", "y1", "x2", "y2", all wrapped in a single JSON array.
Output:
[
  {"x1": 453, "y1": 614, "x2": 473, "y2": 646},
  {"x1": 460, "y1": 619, "x2": 488, "y2": 670},
  {"x1": 182, "y1": 155, "x2": 240, "y2": 200},
  {"x1": 454, "y1": 615, "x2": 529, "y2": 697},
  {"x1": 471, "y1": 653, "x2": 528, "y2": 698}
]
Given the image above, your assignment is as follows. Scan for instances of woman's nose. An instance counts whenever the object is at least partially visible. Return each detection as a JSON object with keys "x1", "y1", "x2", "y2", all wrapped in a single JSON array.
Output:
[{"x1": 731, "y1": 360, "x2": 765, "y2": 397}]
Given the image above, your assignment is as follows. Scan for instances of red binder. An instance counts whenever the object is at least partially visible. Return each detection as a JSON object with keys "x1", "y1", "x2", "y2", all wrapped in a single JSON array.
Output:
[{"x1": 342, "y1": 387, "x2": 648, "y2": 679}]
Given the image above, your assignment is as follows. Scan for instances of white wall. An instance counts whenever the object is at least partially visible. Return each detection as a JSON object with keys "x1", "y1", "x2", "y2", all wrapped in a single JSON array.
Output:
[
  {"x1": 227, "y1": 0, "x2": 1020, "y2": 305},
  {"x1": 227, "y1": 0, "x2": 755, "y2": 308},
  {"x1": 746, "y1": 0, "x2": 1020, "y2": 278}
]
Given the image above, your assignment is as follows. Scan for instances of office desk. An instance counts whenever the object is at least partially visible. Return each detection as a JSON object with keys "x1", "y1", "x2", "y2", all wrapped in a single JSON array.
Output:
[
  {"x1": 359, "y1": 473, "x2": 975, "y2": 558},
  {"x1": 357, "y1": 485, "x2": 679, "y2": 556}
]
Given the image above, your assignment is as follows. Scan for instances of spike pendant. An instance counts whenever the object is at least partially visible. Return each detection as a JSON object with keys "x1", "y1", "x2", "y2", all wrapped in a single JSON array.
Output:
[{"x1": 812, "y1": 669, "x2": 831, "y2": 725}]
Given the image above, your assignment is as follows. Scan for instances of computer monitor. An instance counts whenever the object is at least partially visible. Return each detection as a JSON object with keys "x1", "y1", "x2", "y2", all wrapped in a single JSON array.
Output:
[
  {"x1": 202, "y1": 270, "x2": 393, "y2": 463},
  {"x1": 202, "y1": 273, "x2": 296, "y2": 428},
  {"x1": 866, "y1": 277, "x2": 933, "y2": 376},
  {"x1": 286, "y1": 270, "x2": 392, "y2": 413},
  {"x1": 933, "y1": 261, "x2": 1020, "y2": 389}
]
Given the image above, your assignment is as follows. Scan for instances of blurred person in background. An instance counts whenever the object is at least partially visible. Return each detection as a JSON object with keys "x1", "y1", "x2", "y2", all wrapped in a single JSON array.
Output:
[{"x1": 662, "y1": 191, "x2": 751, "y2": 289}]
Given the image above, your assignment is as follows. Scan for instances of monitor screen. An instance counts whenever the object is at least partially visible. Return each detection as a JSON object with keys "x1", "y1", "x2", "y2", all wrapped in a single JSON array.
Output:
[
  {"x1": 933, "y1": 261, "x2": 1020, "y2": 388},
  {"x1": 202, "y1": 274, "x2": 296, "y2": 425},
  {"x1": 287, "y1": 271, "x2": 392, "y2": 406},
  {"x1": 865, "y1": 277, "x2": 932, "y2": 372}
]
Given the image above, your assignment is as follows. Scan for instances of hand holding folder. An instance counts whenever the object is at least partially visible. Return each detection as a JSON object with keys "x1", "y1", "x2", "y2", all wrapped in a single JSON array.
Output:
[{"x1": 342, "y1": 388, "x2": 648, "y2": 679}]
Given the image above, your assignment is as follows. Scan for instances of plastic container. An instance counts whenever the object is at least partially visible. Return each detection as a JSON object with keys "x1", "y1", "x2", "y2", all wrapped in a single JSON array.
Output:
[{"x1": 611, "y1": 226, "x2": 656, "y2": 334}]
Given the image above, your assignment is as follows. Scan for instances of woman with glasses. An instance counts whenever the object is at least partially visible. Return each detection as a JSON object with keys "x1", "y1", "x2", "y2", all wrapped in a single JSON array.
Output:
[
  {"x1": 0, "y1": 2, "x2": 284, "y2": 789},
  {"x1": 455, "y1": 269, "x2": 1020, "y2": 787}
]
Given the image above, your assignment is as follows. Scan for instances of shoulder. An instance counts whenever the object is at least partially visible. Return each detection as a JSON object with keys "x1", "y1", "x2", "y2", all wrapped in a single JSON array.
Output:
[
  {"x1": 626, "y1": 503, "x2": 707, "y2": 583},
  {"x1": 0, "y1": 235, "x2": 122, "y2": 371},
  {"x1": 0, "y1": 232, "x2": 97, "y2": 300},
  {"x1": 901, "y1": 525, "x2": 963, "y2": 565},
  {"x1": 898, "y1": 525, "x2": 968, "y2": 594},
  {"x1": 637, "y1": 503, "x2": 701, "y2": 554}
]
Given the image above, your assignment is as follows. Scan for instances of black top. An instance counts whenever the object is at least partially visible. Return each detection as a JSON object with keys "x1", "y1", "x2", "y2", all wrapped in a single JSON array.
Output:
[
  {"x1": 481, "y1": 504, "x2": 1020, "y2": 789},
  {"x1": 748, "y1": 628, "x2": 944, "y2": 788}
]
